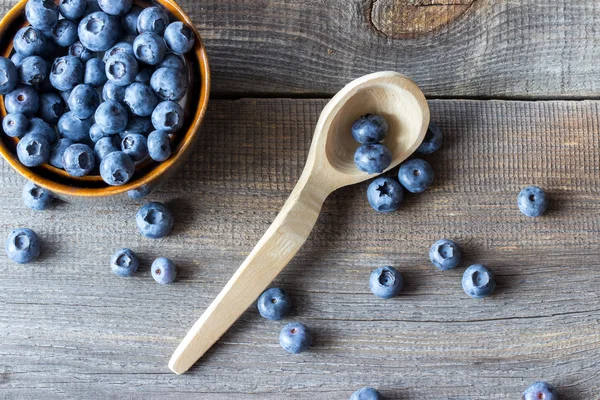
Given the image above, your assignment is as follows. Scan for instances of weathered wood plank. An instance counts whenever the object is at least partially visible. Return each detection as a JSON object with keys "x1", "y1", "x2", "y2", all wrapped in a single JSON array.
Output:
[{"x1": 1, "y1": 99, "x2": 600, "y2": 399}]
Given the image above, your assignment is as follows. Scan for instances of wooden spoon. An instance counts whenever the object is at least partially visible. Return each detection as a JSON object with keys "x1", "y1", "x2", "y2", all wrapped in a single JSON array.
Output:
[{"x1": 169, "y1": 71, "x2": 430, "y2": 374}]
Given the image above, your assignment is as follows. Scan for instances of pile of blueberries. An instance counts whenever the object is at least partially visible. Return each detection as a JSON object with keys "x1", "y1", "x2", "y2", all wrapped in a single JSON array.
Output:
[{"x1": 0, "y1": 0, "x2": 196, "y2": 186}]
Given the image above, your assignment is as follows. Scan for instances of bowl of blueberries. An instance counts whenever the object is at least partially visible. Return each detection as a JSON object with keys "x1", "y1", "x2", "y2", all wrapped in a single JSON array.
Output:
[{"x1": 0, "y1": 0, "x2": 210, "y2": 201}]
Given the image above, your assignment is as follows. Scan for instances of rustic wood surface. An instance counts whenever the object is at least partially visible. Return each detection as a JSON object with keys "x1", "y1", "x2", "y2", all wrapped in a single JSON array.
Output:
[{"x1": 1, "y1": 99, "x2": 600, "y2": 399}]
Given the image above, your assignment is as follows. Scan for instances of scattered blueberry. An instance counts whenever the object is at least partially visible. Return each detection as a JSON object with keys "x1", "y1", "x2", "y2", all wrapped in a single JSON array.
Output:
[
  {"x1": 78, "y1": 11, "x2": 121, "y2": 52},
  {"x1": 0, "y1": 57, "x2": 19, "y2": 94},
  {"x1": 62, "y1": 143, "x2": 95, "y2": 177},
  {"x1": 122, "y1": 5, "x2": 142, "y2": 35},
  {"x1": 158, "y1": 53, "x2": 186, "y2": 72},
  {"x1": 49, "y1": 138, "x2": 73, "y2": 168},
  {"x1": 102, "y1": 80, "x2": 126, "y2": 102},
  {"x1": 50, "y1": 19, "x2": 78, "y2": 47},
  {"x1": 522, "y1": 382, "x2": 557, "y2": 400},
  {"x1": 102, "y1": 41, "x2": 134, "y2": 63},
  {"x1": 24, "y1": 117, "x2": 57, "y2": 143},
  {"x1": 147, "y1": 130, "x2": 172, "y2": 162},
  {"x1": 462, "y1": 264, "x2": 496, "y2": 299},
  {"x1": 150, "y1": 67, "x2": 188, "y2": 101},
  {"x1": 58, "y1": 111, "x2": 94, "y2": 142},
  {"x1": 279, "y1": 322, "x2": 312, "y2": 354},
  {"x1": 59, "y1": 0, "x2": 87, "y2": 20},
  {"x1": 257, "y1": 288, "x2": 292, "y2": 321},
  {"x1": 11, "y1": 53, "x2": 26, "y2": 68},
  {"x1": 14, "y1": 27, "x2": 47, "y2": 57},
  {"x1": 370, "y1": 266, "x2": 403, "y2": 299},
  {"x1": 2, "y1": 113, "x2": 28, "y2": 138},
  {"x1": 95, "y1": 101, "x2": 128, "y2": 134},
  {"x1": 136, "y1": 201, "x2": 174, "y2": 239},
  {"x1": 99, "y1": 151, "x2": 135, "y2": 185},
  {"x1": 354, "y1": 144, "x2": 392, "y2": 174},
  {"x1": 89, "y1": 123, "x2": 109, "y2": 143},
  {"x1": 98, "y1": 0, "x2": 132, "y2": 16},
  {"x1": 127, "y1": 184, "x2": 152, "y2": 200},
  {"x1": 151, "y1": 257, "x2": 177, "y2": 284},
  {"x1": 137, "y1": 6, "x2": 169, "y2": 35},
  {"x1": 429, "y1": 239, "x2": 461, "y2": 271},
  {"x1": 5, "y1": 228, "x2": 41, "y2": 264},
  {"x1": 367, "y1": 177, "x2": 403, "y2": 213},
  {"x1": 105, "y1": 52, "x2": 138, "y2": 86},
  {"x1": 124, "y1": 82, "x2": 158, "y2": 116},
  {"x1": 417, "y1": 122, "x2": 442, "y2": 154},
  {"x1": 16, "y1": 133, "x2": 49, "y2": 167},
  {"x1": 350, "y1": 388, "x2": 383, "y2": 400},
  {"x1": 398, "y1": 159, "x2": 434, "y2": 193},
  {"x1": 124, "y1": 117, "x2": 153, "y2": 136},
  {"x1": 50, "y1": 56, "x2": 84, "y2": 91},
  {"x1": 22, "y1": 181, "x2": 53, "y2": 210},
  {"x1": 18, "y1": 56, "x2": 47, "y2": 86},
  {"x1": 121, "y1": 133, "x2": 148, "y2": 162},
  {"x1": 37, "y1": 93, "x2": 65, "y2": 124},
  {"x1": 94, "y1": 136, "x2": 119, "y2": 162},
  {"x1": 25, "y1": 0, "x2": 59, "y2": 31},
  {"x1": 164, "y1": 22, "x2": 195, "y2": 55},
  {"x1": 133, "y1": 32, "x2": 167, "y2": 66},
  {"x1": 135, "y1": 68, "x2": 153, "y2": 84},
  {"x1": 67, "y1": 84, "x2": 100, "y2": 119},
  {"x1": 152, "y1": 101, "x2": 184, "y2": 133},
  {"x1": 518, "y1": 186, "x2": 548, "y2": 218},
  {"x1": 110, "y1": 248, "x2": 139, "y2": 277},
  {"x1": 84, "y1": 58, "x2": 107, "y2": 87},
  {"x1": 68, "y1": 41, "x2": 96, "y2": 64},
  {"x1": 352, "y1": 114, "x2": 388, "y2": 144},
  {"x1": 5, "y1": 85, "x2": 39, "y2": 116}
]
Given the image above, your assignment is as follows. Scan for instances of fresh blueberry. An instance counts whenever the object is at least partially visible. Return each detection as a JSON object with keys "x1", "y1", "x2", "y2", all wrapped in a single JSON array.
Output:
[
  {"x1": 24, "y1": 117, "x2": 57, "y2": 143},
  {"x1": 50, "y1": 56, "x2": 84, "y2": 91},
  {"x1": 136, "y1": 202, "x2": 174, "y2": 239},
  {"x1": 133, "y1": 32, "x2": 166, "y2": 66},
  {"x1": 68, "y1": 41, "x2": 96, "y2": 63},
  {"x1": 102, "y1": 80, "x2": 125, "y2": 102},
  {"x1": 5, "y1": 86, "x2": 39, "y2": 116},
  {"x1": 99, "y1": 151, "x2": 135, "y2": 185},
  {"x1": 429, "y1": 239, "x2": 461, "y2": 271},
  {"x1": 522, "y1": 382, "x2": 557, "y2": 400},
  {"x1": 257, "y1": 288, "x2": 292, "y2": 321},
  {"x1": 26, "y1": 0, "x2": 59, "y2": 31},
  {"x1": 94, "y1": 136, "x2": 119, "y2": 162},
  {"x1": 134, "y1": 68, "x2": 153, "y2": 84},
  {"x1": 62, "y1": 143, "x2": 95, "y2": 177},
  {"x1": 350, "y1": 388, "x2": 383, "y2": 400},
  {"x1": 163, "y1": 22, "x2": 195, "y2": 55},
  {"x1": 279, "y1": 322, "x2": 312, "y2": 354},
  {"x1": 60, "y1": 89, "x2": 72, "y2": 104},
  {"x1": 50, "y1": 19, "x2": 78, "y2": 47},
  {"x1": 78, "y1": 11, "x2": 121, "y2": 52},
  {"x1": 121, "y1": 5, "x2": 142, "y2": 35},
  {"x1": 84, "y1": 58, "x2": 107, "y2": 87},
  {"x1": 147, "y1": 130, "x2": 172, "y2": 162},
  {"x1": 68, "y1": 84, "x2": 100, "y2": 119},
  {"x1": 49, "y1": 138, "x2": 73, "y2": 168},
  {"x1": 150, "y1": 67, "x2": 188, "y2": 102},
  {"x1": 124, "y1": 82, "x2": 158, "y2": 117},
  {"x1": 123, "y1": 117, "x2": 153, "y2": 136},
  {"x1": 11, "y1": 53, "x2": 26, "y2": 68},
  {"x1": 370, "y1": 266, "x2": 403, "y2": 299},
  {"x1": 127, "y1": 184, "x2": 152, "y2": 200},
  {"x1": 367, "y1": 177, "x2": 403, "y2": 213},
  {"x1": 98, "y1": 0, "x2": 132, "y2": 16},
  {"x1": 22, "y1": 181, "x2": 54, "y2": 210},
  {"x1": 152, "y1": 101, "x2": 184, "y2": 133},
  {"x1": 121, "y1": 133, "x2": 148, "y2": 162},
  {"x1": 417, "y1": 122, "x2": 443, "y2": 155},
  {"x1": 89, "y1": 123, "x2": 109, "y2": 143},
  {"x1": 354, "y1": 144, "x2": 392, "y2": 174},
  {"x1": 0, "y1": 57, "x2": 19, "y2": 94},
  {"x1": 59, "y1": 0, "x2": 87, "y2": 20},
  {"x1": 110, "y1": 248, "x2": 139, "y2": 277},
  {"x1": 351, "y1": 114, "x2": 388, "y2": 144},
  {"x1": 398, "y1": 159, "x2": 434, "y2": 193},
  {"x1": 18, "y1": 56, "x2": 47, "y2": 86},
  {"x1": 37, "y1": 93, "x2": 65, "y2": 125},
  {"x1": 102, "y1": 41, "x2": 134, "y2": 63},
  {"x1": 95, "y1": 101, "x2": 128, "y2": 134},
  {"x1": 58, "y1": 111, "x2": 94, "y2": 142},
  {"x1": 151, "y1": 257, "x2": 176, "y2": 284},
  {"x1": 85, "y1": 0, "x2": 101, "y2": 14},
  {"x1": 105, "y1": 52, "x2": 138, "y2": 86},
  {"x1": 137, "y1": 6, "x2": 169, "y2": 35},
  {"x1": 462, "y1": 264, "x2": 496, "y2": 299},
  {"x1": 17, "y1": 133, "x2": 49, "y2": 167},
  {"x1": 518, "y1": 186, "x2": 548, "y2": 218},
  {"x1": 2, "y1": 113, "x2": 28, "y2": 138},
  {"x1": 158, "y1": 53, "x2": 186, "y2": 72},
  {"x1": 5, "y1": 228, "x2": 41, "y2": 264},
  {"x1": 14, "y1": 27, "x2": 47, "y2": 57}
]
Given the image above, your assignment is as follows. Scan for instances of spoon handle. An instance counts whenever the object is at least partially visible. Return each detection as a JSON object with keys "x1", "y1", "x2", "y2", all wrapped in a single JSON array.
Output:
[{"x1": 169, "y1": 172, "x2": 331, "y2": 374}]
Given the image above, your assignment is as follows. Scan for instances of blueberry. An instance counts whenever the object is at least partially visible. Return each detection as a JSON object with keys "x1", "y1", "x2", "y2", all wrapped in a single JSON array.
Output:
[
  {"x1": 50, "y1": 56, "x2": 84, "y2": 91},
  {"x1": 121, "y1": 133, "x2": 148, "y2": 162},
  {"x1": 102, "y1": 41, "x2": 134, "y2": 63},
  {"x1": 123, "y1": 117, "x2": 153, "y2": 136},
  {"x1": 26, "y1": 0, "x2": 59, "y2": 31},
  {"x1": 98, "y1": 0, "x2": 132, "y2": 16},
  {"x1": 0, "y1": 57, "x2": 19, "y2": 94},
  {"x1": 354, "y1": 144, "x2": 392, "y2": 174},
  {"x1": 134, "y1": 68, "x2": 153, "y2": 84},
  {"x1": 102, "y1": 80, "x2": 125, "y2": 102},
  {"x1": 398, "y1": 159, "x2": 434, "y2": 193},
  {"x1": 257, "y1": 288, "x2": 292, "y2": 321},
  {"x1": 50, "y1": 19, "x2": 78, "y2": 47},
  {"x1": 17, "y1": 133, "x2": 49, "y2": 167},
  {"x1": 2, "y1": 113, "x2": 28, "y2": 138},
  {"x1": 417, "y1": 122, "x2": 443, "y2": 155},
  {"x1": 279, "y1": 322, "x2": 312, "y2": 354},
  {"x1": 522, "y1": 382, "x2": 557, "y2": 400},
  {"x1": 151, "y1": 257, "x2": 176, "y2": 284},
  {"x1": 5, "y1": 228, "x2": 41, "y2": 264},
  {"x1": 369, "y1": 266, "x2": 403, "y2": 299},
  {"x1": 133, "y1": 32, "x2": 167, "y2": 66},
  {"x1": 58, "y1": 111, "x2": 94, "y2": 142},
  {"x1": 59, "y1": 0, "x2": 87, "y2": 20},
  {"x1": 78, "y1": 11, "x2": 121, "y2": 52},
  {"x1": 518, "y1": 186, "x2": 548, "y2": 218},
  {"x1": 17, "y1": 56, "x2": 47, "y2": 86},
  {"x1": 105, "y1": 52, "x2": 138, "y2": 86},
  {"x1": 121, "y1": 5, "x2": 142, "y2": 35},
  {"x1": 136, "y1": 202, "x2": 174, "y2": 239},
  {"x1": 62, "y1": 143, "x2": 95, "y2": 177},
  {"x1": 68, "y1": 84, "x2": 100, "y2": 119},
  {"x1": 60, "y1": 89, "x2": 72, "y2": 104},
  {"x1": 84, "y1": 58, "x2": 107, "y2": 87},
  {"x1": 124, "y1": 82, "x2": 158, "y2": 116},
  {"x1": 5, "y1": 86, "x2": 39, "y2": 116},
  {"x1": 152, "y1": 101, "x2": 184, "y2": 133},
  {"x1": 158, "y1": 53, "x2": 186, "y2": 72},
  {"x1": 68, "y1": 41, "x2": 96, "y2": 63},
  {"x1": 150, "y1": 67, "x2": 188, "y2": 102},
  {"x1": 429, "y1": 239, "x2": 461, "y2": 271},
  {"x1": 24, "y1": 117, "x2": 57, "y2": 143},
  {"x1": 147, "y1": 130, "x2": 172, "y2": 162},
  {"x1": 22, "y1": 181, "x2": 54, "y2": 210},
  {"x1": 351, "y1": 114, "x2": 388, "y2": 144},
  {"x1": 137, "y1": 6, "x2": 169, "y2": 35},
  {"x1": 85, "y1": 0, "x2": 101, "y2": 14},
  {"x1": 110, "y1": 248, "x2": 139, "y2": 277},
  {"x1": 14, "y1": 27, "x2": 47, "y2": 57},
  {"x1": 11, "y1": 53, "x2": 26, "y2": 68},
  {"x1": 89, "y1": 123, "x2": 109, "y2": 143},
  {"x1": 462, "y1": 264, "x2": 496, "y2": 299},
  {"x1": 94, "y1": 136, "x2": 119, "y2": 162},
  {"x1": 49, "y1": 138, "x2": 73, "y2": 168},
  {"x1": 350, "y1": 388, "x2": 384, "y2": 400},
  {"x1": 367, "y1": 177, "x2": 403, "y2": 213},
  {"x1": 164, "y1": 22, "x2": 195, "y2": 55},
  {"x1": 38, "y1": 93, "x2": 65, "y2": 124},
  {"x1": 99, "y1": 151, "x2": 135, "y2": 185},
  {"x1": 95, "y1": 101, "x2": 128, "y2": 134},
  {"x1": 127, "y1": 184, "x2": 152, "y2": 199}
]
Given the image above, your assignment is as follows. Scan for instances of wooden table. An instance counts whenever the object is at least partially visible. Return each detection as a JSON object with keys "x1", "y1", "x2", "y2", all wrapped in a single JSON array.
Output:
[{"x1": 1, "y1": 1, "x2": 599, "y2": 398}]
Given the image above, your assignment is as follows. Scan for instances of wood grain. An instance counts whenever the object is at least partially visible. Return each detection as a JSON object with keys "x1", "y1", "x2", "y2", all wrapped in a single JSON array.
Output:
[{"x1": 1, "y1": 99, "x2": 599, "y2": 398}]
